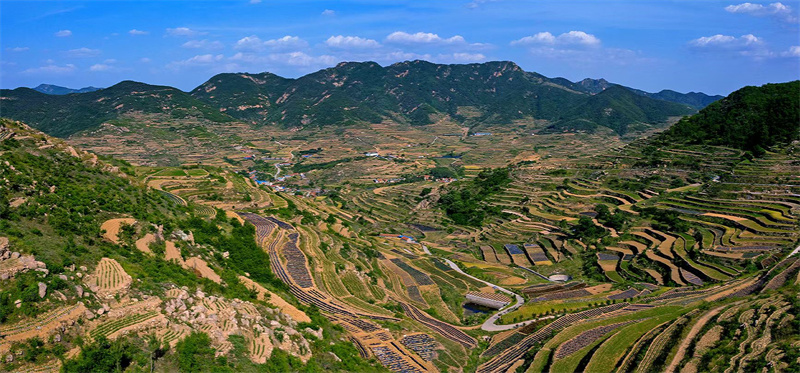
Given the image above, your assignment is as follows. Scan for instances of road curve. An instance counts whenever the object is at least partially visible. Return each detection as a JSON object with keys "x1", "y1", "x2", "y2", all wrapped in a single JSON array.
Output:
[{"x1": 441, "y1": 259, "x2": 535, "y2": 331}]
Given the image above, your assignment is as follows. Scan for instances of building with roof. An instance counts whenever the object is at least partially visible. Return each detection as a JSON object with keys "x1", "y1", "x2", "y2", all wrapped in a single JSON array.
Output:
[{"x1": 465, "y1": 291, "x2": 511, "y2": 309}]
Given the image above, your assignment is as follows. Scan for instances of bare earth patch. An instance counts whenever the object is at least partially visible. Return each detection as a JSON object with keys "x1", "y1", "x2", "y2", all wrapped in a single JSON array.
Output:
[{"x1": 101, "y1": 218, "x2": 136, "y2": 244}]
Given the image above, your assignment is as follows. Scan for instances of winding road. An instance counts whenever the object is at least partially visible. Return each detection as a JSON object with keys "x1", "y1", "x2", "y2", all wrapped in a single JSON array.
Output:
[{"x1": 441, "y1": 259, "x2": 534, "y2": 331}]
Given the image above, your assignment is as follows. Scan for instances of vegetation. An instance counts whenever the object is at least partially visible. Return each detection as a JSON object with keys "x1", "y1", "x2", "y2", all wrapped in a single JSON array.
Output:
[
  {"x1": 661, "y1": 81, "x2": 800, "y2": 152},
  {"x1": 437, "y1": 167, "x2": 512, "y2": 226}
]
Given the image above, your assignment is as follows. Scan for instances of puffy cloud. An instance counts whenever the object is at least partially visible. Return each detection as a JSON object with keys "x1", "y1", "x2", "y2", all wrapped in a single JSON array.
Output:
[
  {"x1": 182, "y1": 39, "x2": 224, "y2": 50},
  {"x1": 725, "y1": 2, "x2": 798, "y2": 23},
  {"x1": 54, "y1": 30, "x2": 72, "y2": 37},
  {"x1": 7, "y1": 47, "x2": 29, "y2": 52},
  {"x1": 66, "y1": 47, "x2": 102, "y2": 57},
  {"x1": 22, "y1": 63, "x2": 76, "y2": 74},
  {"x1": 140, "y1": 57, "x2": 152, "y2": 63},
  {"x1": 166, "y1": 27, "x2": 205, "y2": 37},
  {"x1": 167, "y1": 54, "x2": 224, "y2": 69},
  {"x1": 781, "y1": 45, "x2": 800, "y2": 57},
  {"x1": 264, "y1": 35, "x2": 308, "y2": 49},
  {"x1": 689, "y1": 34, "x2": 763, "y2": 48},
  {"x1": 234, "y1": 35, "x2": 307, "y2": 51},
  {"x1": 326, "y1": 35, "x2": 381, "y2": 49},
  {"x1": 129, "y1": 29, "x2": 148, "y2": 36},
  {"x1": 511, "y1": 31, "x2": 600, "y2": 47},
  {"x1": 321, "y1": 9, "x2": 335, "y2": 16},
  {"x1": 689, "y1": 34, "x2": 776, "y2": 59},
  {"x1": 386, "y1": 31, "x2": 466, "y2": 45}
]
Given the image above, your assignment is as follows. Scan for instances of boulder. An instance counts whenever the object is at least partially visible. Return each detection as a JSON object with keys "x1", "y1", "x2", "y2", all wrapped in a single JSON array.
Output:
[
  {"x1": 38, "y1": 282, "x2": 47, "y2": 298},
  {"x1": 75, "y1": 285, "x2": 84, "y2": 298}
]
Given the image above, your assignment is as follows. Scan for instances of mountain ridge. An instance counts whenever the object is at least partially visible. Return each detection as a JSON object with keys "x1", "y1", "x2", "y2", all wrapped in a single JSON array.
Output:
[
  {"x1": 2, "y1": 60, "x2": 717, "y2": 137},
  {"x1": 33, "y1": 84, "x2": 102, "y2": 95}
]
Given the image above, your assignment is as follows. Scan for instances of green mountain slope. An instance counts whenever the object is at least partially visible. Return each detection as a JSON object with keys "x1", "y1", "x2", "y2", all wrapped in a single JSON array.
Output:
[
  {"x1": 0, "y1": 119, "x2": 383, "y2": 372},
  {"x1": 660, "y1": 81, "x2": 800, "y2": 152},
  {"x1": 190, "y1": 60, "x2": 694, "y2": 134},
  {"x1": 0, "y1": 81, "x2": 233, "y2": 137},
  {"x1": 33, "y1": 84, "x2": 102, "y2": 95},
  {"x1": 549, "y1": 85, "x2": 696, "y2": 135}
]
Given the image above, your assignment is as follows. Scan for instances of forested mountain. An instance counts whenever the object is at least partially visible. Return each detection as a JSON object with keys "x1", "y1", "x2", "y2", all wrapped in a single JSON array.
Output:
[
  {"x1": 33, "y1": 84, "x2": 102, "y2": 95},
  {"x1": 191, "y1": 60, "x2": 698, "y2": 135},
  {"x1": 2, "y1": 60, "x2": 716, "y2": 138},
  {"x1": 0, "y1": 81, "x2": 233, "y2": 137},
  {"x1": 660, "y1": 81, "x2": 800, "y2": 152}
]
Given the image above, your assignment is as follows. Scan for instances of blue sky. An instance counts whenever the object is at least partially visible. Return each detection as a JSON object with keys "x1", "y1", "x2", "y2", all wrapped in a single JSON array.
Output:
[{"x1": 1, "y1": 1, "x2": 798, "y2": 95}]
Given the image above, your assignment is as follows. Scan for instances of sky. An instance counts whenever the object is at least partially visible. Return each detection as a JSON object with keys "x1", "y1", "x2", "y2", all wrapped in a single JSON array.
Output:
[{"x1": 1, "y1": 0, "x2": 799, "y2": 96}]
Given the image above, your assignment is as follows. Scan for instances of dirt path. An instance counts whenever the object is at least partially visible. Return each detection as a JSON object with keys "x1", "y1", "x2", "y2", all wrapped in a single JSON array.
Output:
[
  {"x1": 665, "y1": 305, "x2": 727, "y2": 373},
  {"x1": 101, "y1": 218, "x2": 136, "y2": 244}
]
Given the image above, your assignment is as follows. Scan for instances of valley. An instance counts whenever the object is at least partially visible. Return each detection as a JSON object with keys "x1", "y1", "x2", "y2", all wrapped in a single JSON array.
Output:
[{"x1": 0, "y1": 68, "x2": 798, "y2": 373}]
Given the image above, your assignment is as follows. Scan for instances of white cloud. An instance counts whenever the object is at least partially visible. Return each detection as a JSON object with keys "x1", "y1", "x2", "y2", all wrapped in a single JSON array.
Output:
[
  {"x1": 234, "y1": 35, "x2": 307, "y2": 51},
  {"x1": 129, "y1": 29, "x2": 148, "y2": 36},
  {"x1": 725, "y1": 2, "x2": 798, "y2": 23},
  {"x1": 250, "y1": 0, "x2": 262, "y2": 3},
  {"x1": 265, "y1": 35, "x2": 307, "y2": 49},
  {"x1": 386, "y1": 31, "x2": 466, "y2": 45},
  {"x1": 54, "y1": 30, "x2": 72, "y2": 37},
  {"x1": 66, "y1": 47, "x2": 102, "y2": 57},
  {"x1": 511, "y1": 31, "x2": 600, "y2": 47},
  {"x1": 167, "y1": 54, "x2": 224, "y2": 69},
  {"x1": 182, "y1": 39, "x2": 224, "y2": 50},
  {"x1": 166, "y1": 27, "x2": 205, "y2": 37},
  {"x1": 7, "y1": 47, "x2": 29, "y2": 52},
  {"x1": 140, "y1": 57, "x2": 152, "y2": 63},
  {"x1": 22, "y1": 63, "x2": 76, "y2": 75},
  {"x1": 326, "y1": 35, "x2": 381, "y2": 49},
  {"x1": 229, "y1": 51, "x2": 336, "y2": 67},
  {"x1": 689, "y1": 34, "x2": 763, "y2": 48},
  {"x1": 781, "y1": 45, "x2": 800, "y2": 57},
  {"x1": 524, "y1": 46, "x2": 653, "y2": 66},
  {"x1": 441, "y1": 52, "x2": 487, "y2": 63},
  {"x1": 688, "y1": 34, "x2": 776, "y2": 59},
  {"x1": 90, "y1": 64, "x2": 112, "y2": 72},
  {"x1": 511, "y1": 32, "x2": 556, "y2": 45},
  {"x1": 321, "y1": 9, "x2": 336, "y2": 16}
]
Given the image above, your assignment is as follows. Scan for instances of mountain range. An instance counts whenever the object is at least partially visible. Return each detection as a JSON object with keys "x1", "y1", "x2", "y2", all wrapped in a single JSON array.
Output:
[
  {"x1": 32, "y1": 84, "x2": 102, "y2": 95},
  {"x1": 1, "y1": 60, "x2": 722, "y2": 138}
]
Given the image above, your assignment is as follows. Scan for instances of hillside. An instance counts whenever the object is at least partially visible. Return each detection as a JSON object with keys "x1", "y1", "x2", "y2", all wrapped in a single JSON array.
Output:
[
  {"x1": 0, "y1": 81, "x2": 233, "y2": 137},
  {"x1": 548, "y1": 85, "x2": 696, "y2": 135},
  {"x1": 191, "y1": 60, "x2": 695, "y2": 135},
  {"x1": 33, "y1": 84, "x2": 102, "y2": 95},
  {"x1": 0, "y1": 119, "x2": 383, "y2": 372},
  {"x1": 661, "y1": 80, "x2": 800, "y2": 152}
]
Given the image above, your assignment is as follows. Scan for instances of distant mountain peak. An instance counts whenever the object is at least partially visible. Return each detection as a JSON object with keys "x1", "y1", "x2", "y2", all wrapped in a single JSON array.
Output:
[{"x1": 33, "y1": 84, "x2": 102, "y2": 95}]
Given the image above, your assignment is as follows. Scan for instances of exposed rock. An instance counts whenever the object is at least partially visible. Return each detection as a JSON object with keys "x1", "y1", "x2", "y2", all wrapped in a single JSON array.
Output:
[
  {"x1": 96, "y1": 308, "x2": 105, "y2": 315},
  {"x1": 38, "y1": 282, "x2": 47, "y2": 298},
  {"x1": 75, "y1": 285, "x2": 84, "y2": 298},
  {"x1": 58, "y1": 274, "x2": 68, "y2": 281},
  {"x1": 14, "y1": 299, "x2": 21, "y2": 308}
]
